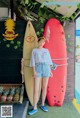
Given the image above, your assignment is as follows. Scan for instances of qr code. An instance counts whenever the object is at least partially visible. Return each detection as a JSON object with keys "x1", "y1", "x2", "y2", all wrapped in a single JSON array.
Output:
[{"x1": 1, "y1": 105, "x2": 13, "y2": 117}]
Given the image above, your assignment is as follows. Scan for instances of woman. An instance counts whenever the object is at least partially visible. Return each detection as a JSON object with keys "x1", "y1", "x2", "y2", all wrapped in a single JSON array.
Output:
[{"x1": 29, "y1": 37, "x2": 53, "y2": 115}]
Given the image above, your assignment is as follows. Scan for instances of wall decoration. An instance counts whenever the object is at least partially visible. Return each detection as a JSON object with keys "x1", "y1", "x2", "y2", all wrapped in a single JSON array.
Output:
[
  {"x1": 2, "y1": 19, "x2": 18, "y2": 40},
  {"x1": 67, "y1": 34, "x2": 71, "y2": 39},
  {"x1": 67, "y1": 40, "x2": 74, "y2": 53},
  {"x1": 0, "y1": 19, "x2": 22, "y2": 49},
  {"x1": 67, "y1": 41, "x2": 74, "y2": 46},
  {"x1": 67, "y1": 48, "x2": 73, "y2": 53}
]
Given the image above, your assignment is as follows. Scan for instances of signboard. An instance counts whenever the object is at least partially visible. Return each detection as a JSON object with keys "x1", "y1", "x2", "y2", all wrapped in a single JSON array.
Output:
[{"x1": 76, "y1": 30, "x2": 80, "y2": 36}]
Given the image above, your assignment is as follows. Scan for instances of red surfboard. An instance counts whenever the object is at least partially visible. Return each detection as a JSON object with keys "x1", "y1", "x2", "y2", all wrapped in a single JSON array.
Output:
[{"x1": 44, "y1": 18, "x2": 67, "y2": 106}]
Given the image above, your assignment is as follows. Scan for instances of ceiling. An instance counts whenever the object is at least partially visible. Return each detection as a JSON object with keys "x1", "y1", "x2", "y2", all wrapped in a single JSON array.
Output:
[
  {"x1": 0, "y1": 0, "x2": 80, "y2": 20},
  {"x1": 36, "y1": 0, "x2": 80, "y2": 17}
]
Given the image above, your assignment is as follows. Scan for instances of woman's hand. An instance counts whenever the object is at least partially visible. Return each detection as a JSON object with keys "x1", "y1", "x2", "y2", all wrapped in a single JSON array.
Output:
[{"x1": 33, "y1": 71, "x2": 37, "y2": 79}]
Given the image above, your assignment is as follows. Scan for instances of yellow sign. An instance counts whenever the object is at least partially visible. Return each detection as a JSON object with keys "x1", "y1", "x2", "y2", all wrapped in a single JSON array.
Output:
[{"x1": 2, "y1": 19, "x2": 18, "y2": 40}]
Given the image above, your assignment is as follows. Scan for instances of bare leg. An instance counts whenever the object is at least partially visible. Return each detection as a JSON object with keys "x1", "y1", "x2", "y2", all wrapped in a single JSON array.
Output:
[
  {"x1": 41, "y1": 78, "x2": 49, "y2": 106},
  {"x1": 33, "y1": 77, "x2": 41, "y2": 109}
]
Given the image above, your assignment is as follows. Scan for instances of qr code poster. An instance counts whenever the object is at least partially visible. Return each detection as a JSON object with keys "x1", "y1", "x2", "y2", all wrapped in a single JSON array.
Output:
[{"x1": 1, "y1": 105, "x2": 13, "y2": 117}]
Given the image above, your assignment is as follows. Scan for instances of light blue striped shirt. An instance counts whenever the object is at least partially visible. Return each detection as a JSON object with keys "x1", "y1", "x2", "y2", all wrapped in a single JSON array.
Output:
[{"x1": 30, "y1": 48, "x2": 53, "y2": 67}]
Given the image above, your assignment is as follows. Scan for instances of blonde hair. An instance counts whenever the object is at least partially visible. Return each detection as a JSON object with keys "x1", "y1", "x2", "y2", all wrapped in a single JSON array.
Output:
[{"x1": 38, "y1": 36, "x2": 46, "y2": 42}]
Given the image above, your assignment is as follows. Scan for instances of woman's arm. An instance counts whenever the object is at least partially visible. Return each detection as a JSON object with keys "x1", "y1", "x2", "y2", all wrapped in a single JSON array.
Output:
[
  {"x1": 32, "y1": 66, "x2": 37, "y2": 79},
  {"x1": 30, "y1": 49, "x2": 37, "y2": 78},
  {"x1": 30, "y1": 50, "x2": 35, "y2": 67}
]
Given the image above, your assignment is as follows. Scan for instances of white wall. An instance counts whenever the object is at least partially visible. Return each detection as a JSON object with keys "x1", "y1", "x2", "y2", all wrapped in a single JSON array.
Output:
[{"x1": 0, "y1": 7, "x2": 8, "y2": 18}]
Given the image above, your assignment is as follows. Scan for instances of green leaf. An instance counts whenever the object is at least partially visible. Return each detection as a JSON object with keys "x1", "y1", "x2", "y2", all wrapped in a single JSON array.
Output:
[
  {"x1": 48, "y1": 14, "x2": 53, "y2": 18},
  {"x1": 27, "y1": 2, "x2": 32, "y2": 7},
  {"x1": 20, "y1": 0, "x2": 25, "y2": 6},
  {"x1": 43, "y1": 12, "x2": 47, "y2": 18},
  {"x1": 38, "y1": 9, "x2": 43, "y2": 17},
  {"x1": 41, "y1": 28, "x2": 44, "y2": 32},
  {"x1": 36, "y1": 23, "x2": 40, "y2": 28},
  {"x1": 14, "y1": 46, "x2": 18, "y2": 49},
  {"x1": 39, "y1": 17, "x2": 45, "y2": 23},
  {"x1": 61, "y1": 16, "x2": 69, "y2": 21},
  {"x1": 27, "y1": 13, "x2": 31, "y2": 17},
  {"x1": 53, "y1": 7, "x2": 57, "y2": 11},
  {"x1": 40, "y1": 4, "x2": 45, "y2": 8},
  {"x1": 3, "y1": 38, "x2": 7, "y2": 41},
  {"x1": 17, "y1": 41, "x2": 21, "y2": 45},
  {"x1": 10, "y1": 41, "x2": 14, "y2": 44},
  {"x1": 33, "y1": 2, "x2": 38, "y2": 6},
  {"x1": 67, "y1": 48, "x2": 73, "y2": 52},
  {"x1": 24, "y1": 0, "x2": 29, "y2": 4},
  {"x1": 29, "y1": 5, "x2": 34, "y2": 10},
  {"x1": 77, "y1": 3, "x2": 80, "y2": 9},
  {"x1": 70, "y1": 15, "x2": 74, "y2": 20},
  {"x1": 36, "y1": 31, "x2": 40, "y2": 36},
  {"x1": 67, "y1": 35, "x2": 71, "y2": 39},
  {"x1": 73, "y1": 12, "x2": 77, "y2": 17},
  {"x1": 68, "y1": 42, "x2": 73, "y2": 45},
  {"x1": 6, "y1": 44, "x2": 10, "y2": 48}
]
